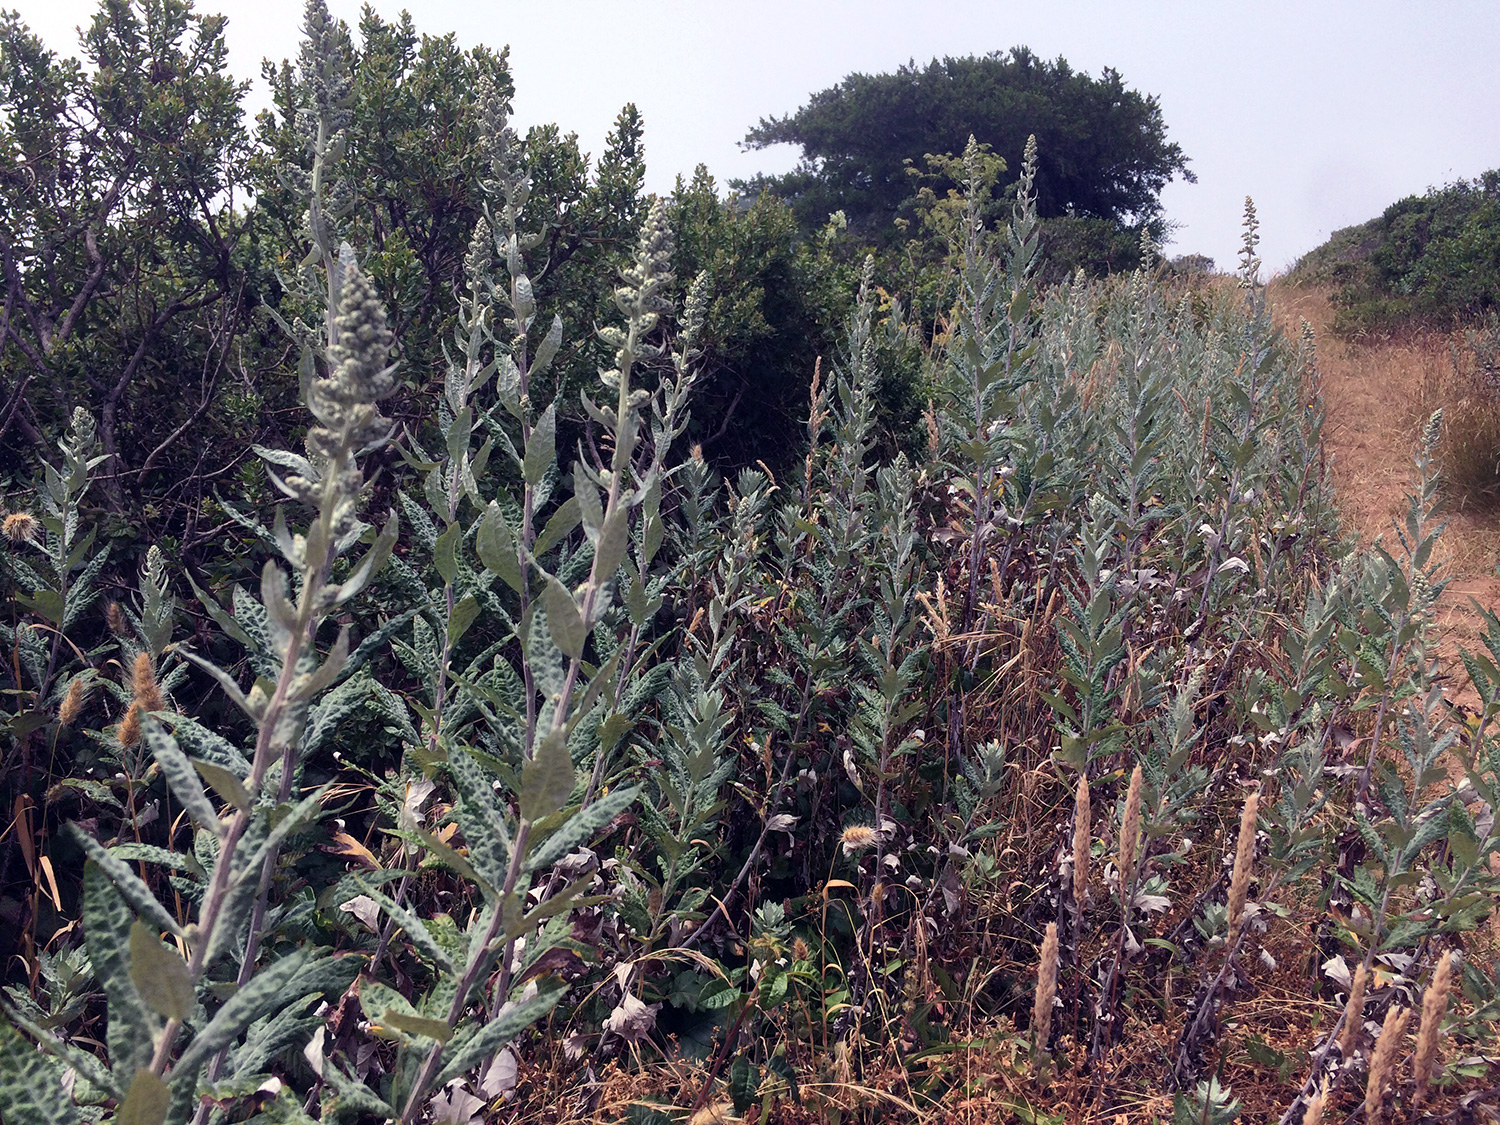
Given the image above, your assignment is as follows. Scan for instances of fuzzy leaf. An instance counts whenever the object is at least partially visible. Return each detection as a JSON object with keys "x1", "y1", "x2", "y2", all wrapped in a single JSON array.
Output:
[
  {"x1": 533, "y1": 496, "x2": 581, "y2": 558},
  {"x1": 351, "y1": 878, "x2": 455, "y2": 973},
  {"x1": 524, "y1": 786, "x2": 637, "y2": 874},
  {"x1": 118, "y1": 1069, "x2": 170, "y2": 1125},
  {"x1": 66, "y1": 825, "x2": 182, "y2": 938},
  {"x1": 521, "y1": 729, "x2": 576, "y2": 822},
  {"x1": 476, "y1": 503, "x2": 523, "y2": 592},
  {"x1": 447, "y1": 595, "x2": 481, "y2": 645},
  {"x1": 129, "y1": 922, "x2": 195, "y2": 1022},
  {"x1": 0, "y1": 1021, "x2": 79, "y2": 1125},
  {"x1": 193, "y1": 759, "x2": 251, "y2": 813},
  {"x1": 543, "y1": 576, "x2": 585, "y2": 659},
  {"x1": 524, "y1": 403, "x2": 556, "y2": 487},
  {"x1": 143, "y1": 718, "x2": 221, "y2": 834},
  {"x1": 433, "y1": 978, "x2": 566, "y2": 1086},
  {"x1": 80, "y1": 862, "x2": 155, "y2": 1078},
  {"x1": 172, "y1": 950, "x2": 310, "y2": 1076}
]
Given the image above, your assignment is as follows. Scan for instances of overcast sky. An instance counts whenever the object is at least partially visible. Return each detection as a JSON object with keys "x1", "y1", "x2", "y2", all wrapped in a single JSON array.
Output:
[{"x1": 17, "y1": 0, "x2": 1500, "y2": 273}]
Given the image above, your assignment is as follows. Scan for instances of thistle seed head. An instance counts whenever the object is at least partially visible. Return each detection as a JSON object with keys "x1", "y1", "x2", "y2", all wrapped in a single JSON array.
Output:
[{"x1": 3, "y1": 512, "x2": 39, "y2": 543}]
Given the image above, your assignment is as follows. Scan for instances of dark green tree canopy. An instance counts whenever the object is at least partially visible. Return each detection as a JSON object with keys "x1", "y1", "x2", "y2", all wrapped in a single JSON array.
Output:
[{"x1": 736, "y1": 48, "x2": 1193, "y2": 238}]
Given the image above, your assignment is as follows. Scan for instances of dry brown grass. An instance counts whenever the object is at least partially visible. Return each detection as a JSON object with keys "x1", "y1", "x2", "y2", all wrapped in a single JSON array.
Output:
[{"x1": 1270, "y1": 282, "x2": 1500, "y2": 712}]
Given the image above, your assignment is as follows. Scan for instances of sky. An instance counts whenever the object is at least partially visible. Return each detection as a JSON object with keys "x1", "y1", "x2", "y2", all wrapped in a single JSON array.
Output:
[{"x1": 16, "y1": 0, "x2": 1500, "y2": 274}]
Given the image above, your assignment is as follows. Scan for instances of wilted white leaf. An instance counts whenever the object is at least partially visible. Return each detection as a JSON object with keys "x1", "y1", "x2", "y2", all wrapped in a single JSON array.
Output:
[
  {"x1": 340, "y1": 894, "x2": 380, "y2": 930},
  {"x1": 563, "y1": 1033, "x2": 590, "y2": 1061},
  {"x1": 1321, "y1": 954, "x2": 1352, "y2": 989},
  {"x1": 478, "y1": 1048, "x2": 518, "y2": 1099},
  {"x1": 603, "y1": 993, "x2": 660, "y2": 1045},
  {"x1": 428, "y1": 1081, "x2": 484, "y2": 1125},
  {"x1": 765, "y1": 813, "x2": 798, "y2": 834},
  {"x1": 400, "y1": 777, "x2": 437, "y2": 833},
  {"x1": 1133, "y1": 890, "x2": 1172, "y2": 914},
  {"x1": 303, "y1": 1026, "x2": 326, "y2": 1078}
]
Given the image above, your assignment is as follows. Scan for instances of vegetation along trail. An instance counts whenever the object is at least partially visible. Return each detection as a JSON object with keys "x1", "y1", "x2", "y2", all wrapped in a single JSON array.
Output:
[{"x1": 1272, "y1": 282, "x2": 1500, "y2": 713}]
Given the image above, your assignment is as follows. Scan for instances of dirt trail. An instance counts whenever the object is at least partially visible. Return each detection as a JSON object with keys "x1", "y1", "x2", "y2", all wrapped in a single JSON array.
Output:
[{"x1": 1270, "y1": 283, "x2": 1500, "y2": 712}]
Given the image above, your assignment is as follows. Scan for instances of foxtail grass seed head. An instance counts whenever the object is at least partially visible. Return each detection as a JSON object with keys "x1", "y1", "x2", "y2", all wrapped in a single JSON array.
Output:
[
  {"x1": 132, "y1": 651, "x2": 164, "y2": 714},
  {"x1": 1031, "y1": 921, "x2": 1059, "y2": 1056},
  {"x1": 106, "y1": 602, "x2": 127, "y2": 636},
  {"x1": 1340, "y1": 960, "x2": 1368, "y2": 1057},
  {"x1": 1072, "y1": 775, "x2": 1091, "y2": 906},
  {"x1": 119, "y1": 701, "x2": 143, "y2": 748},
  {"x1": 1119, "y1": 765, "x2": 1143, "y2": 889},
  {"x1": 1226, "y1": 788, "x2": 1259, "y2": 937},
  {"x1": 3, "y1": 511, "x2": 38, "y2": 543},
  {"x1": 1302, "y1": 1078, "x2": 1328, "y2": 1125},
  {"x1": 1364, "y1": 1005, "x2": 1410, "y2": 1125},
  {"x1": 841, "y1": 825, "x2": 878, "y2": 855},
  {"x1": 58, "y1": 677, "x2": 87, "y2": 727},
  {"x1": 1413, "y1": 951, "x2": 1454, "y2": 1104}
]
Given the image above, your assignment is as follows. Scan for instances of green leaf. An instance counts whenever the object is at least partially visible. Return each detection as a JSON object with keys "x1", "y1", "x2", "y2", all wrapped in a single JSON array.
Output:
[
  {"x1": 521, "y1": 729, "x2": 576, "y2": 822},
  {"x1": 543, "y1": 576, "x2": 585, "y2": 659},
  {"x1": 476, "y1": 503, "x2": 523, "y2": 592},
  {"x1": 433, "y1": 522, "x2": 462, "y2": 586},
  {"x1": 17, "y1": 589, "x2": 65, "y2": 625},
  {"x1": 381, "y1": 1011, "x2": 451, "y2": 1044},
  {"x1": 447, "y1": 595, "x2": 481, "y2": 645},
  {"x1": 524, "y1": 403, "x2": 556, "y2": 487},
  {"x1": 729, "y1": 1053, "x2": 760, "y2": 1113},
  {"x1": 143, "y1": 718, "x2": 221, "y2": 835},
  {"x1": 432, "y1": 978, "x2": 566, "y2": 1086},
  {"x1": 0, "y1": 1021, "x2": 79, "y2": 1125},
  {"x1": 118, "y1": 1069, "x2": 170, "y2": 1125},
  {"x1": 65, "y1": 824, "x2": 182, "y2": 938},
  {"x1": 129, "y1": 922, "x2": 196, "y2": 1022},
  {"x1": 192, "y1": 759, "x2": 250, "y2": 813},
  {"x1": 524, "y1": 786, "x2": 637, "y2": 874},
  {"x1": 81, "y1": 863, "x2": 155, "y2": 1080}
]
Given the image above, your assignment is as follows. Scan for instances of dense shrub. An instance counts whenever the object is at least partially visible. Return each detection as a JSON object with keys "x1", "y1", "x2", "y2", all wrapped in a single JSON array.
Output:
[
  {"x1": 1292, "y1": 171, "x2": 1500, "y2": 336},
  {"x1": 0, "y1": 7, "x2": 1498, "y2": 1125}
]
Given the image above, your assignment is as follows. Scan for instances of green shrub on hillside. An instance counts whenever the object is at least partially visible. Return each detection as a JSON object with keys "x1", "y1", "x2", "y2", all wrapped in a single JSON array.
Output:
[{"x1": 1292, "y1": 171, "x2": 1500, "y2": 335}]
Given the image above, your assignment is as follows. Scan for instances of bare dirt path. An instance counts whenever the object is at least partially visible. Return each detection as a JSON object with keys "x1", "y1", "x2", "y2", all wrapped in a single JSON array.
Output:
[{"x1": 1270, "y1": 283, "x2": 1500, "y2": 712}]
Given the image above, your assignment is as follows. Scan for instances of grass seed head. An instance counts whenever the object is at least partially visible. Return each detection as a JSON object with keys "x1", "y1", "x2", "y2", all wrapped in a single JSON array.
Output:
[
  {"x1": 58, "y1": 677, "x2": 88, "y2": 727},
  {"x1": 1031, "y1": 921, "x2": 1059, "y2": 1057},
  {"x1": 1072, "y1": 774, "x2": 1091, "y2": 907},
  {"x1": 1226, "y1": 788, "x2": 1259, "y2": 937},
  {"x1": 1364, "y1": 1005, "x2": 1410, "y2": 1125},
  {"x1": 1412, "y1": 950, "x2": 1454, "y2": 1104},
  {"x1": 132, "y1": 651, "x2": 165, "y2": 713},
  {"x1": 1339, "y1": 960, "x2": 1368, "y2": 1057},
  {"x1": 1119, "y1": 764, "x2": 1143, "y2": 889}
]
